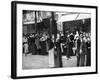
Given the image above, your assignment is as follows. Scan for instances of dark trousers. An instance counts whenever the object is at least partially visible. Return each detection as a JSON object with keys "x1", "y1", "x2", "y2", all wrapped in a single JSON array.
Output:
[
  {"x1": 77, "y1": 55, "x2": 80, "y2": 66},
  {"x1": 86, "y1": 49, "x2": 91, "y2": 66}
]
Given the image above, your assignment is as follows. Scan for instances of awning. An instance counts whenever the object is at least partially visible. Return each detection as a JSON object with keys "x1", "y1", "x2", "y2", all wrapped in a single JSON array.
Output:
[{"x1": 57, "y1": 13, "x2": 91, "y2": 23}]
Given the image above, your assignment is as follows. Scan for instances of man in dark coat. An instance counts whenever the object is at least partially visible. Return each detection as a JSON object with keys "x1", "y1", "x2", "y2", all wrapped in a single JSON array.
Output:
[
  {"x1": 69, "y1": 33, "x2": 74, "y2": 56},
  {"x1": 65, "y1": 36, "x2": 70, "y2": 59},
  {"x1": 76, "y1": 37, "x2": 81, "y2": 66},
  {"x1": 86, "y1": 38, "x2": 91, "y2": 66}
]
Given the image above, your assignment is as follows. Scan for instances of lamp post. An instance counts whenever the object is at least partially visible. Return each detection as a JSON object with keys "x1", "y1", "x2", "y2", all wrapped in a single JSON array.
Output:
[
  {"x1": 82, "y1": 19, "x2": 85, "y2": 32},
  {"x1": 35, "y1": 11, "x2": 37, "y2": 33}
]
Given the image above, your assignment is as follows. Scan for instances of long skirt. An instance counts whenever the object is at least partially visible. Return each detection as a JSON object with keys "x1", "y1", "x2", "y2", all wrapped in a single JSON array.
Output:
[
  {"x1": 48, "y1": 48, "x2": 55, "y2": 67},
  {"x1": 40, "y1": 41, "x2": 47, "y2": 55},
  {"x1": 77, "y1": 54, "x2": 86, "y2": 66},
  {"x1": 30, "y1": 43, "x2": 37, "y2": 55},
  {"x1": 24, "y1": 43, "x2": 28, "y2": 54}
]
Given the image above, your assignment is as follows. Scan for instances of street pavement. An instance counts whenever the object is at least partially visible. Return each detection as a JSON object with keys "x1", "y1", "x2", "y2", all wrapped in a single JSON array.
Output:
[{"x1": 22, "y1": 54, "x2": 77, "y2": 69}]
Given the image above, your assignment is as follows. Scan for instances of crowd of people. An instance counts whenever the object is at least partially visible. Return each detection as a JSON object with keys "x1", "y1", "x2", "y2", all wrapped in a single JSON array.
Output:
[
  {"x1": 23, "y1": 30, "x2": 91, "y2": 67},
  {"x1": 23, "y1": 32, "x2": 48, "y2": 55}
]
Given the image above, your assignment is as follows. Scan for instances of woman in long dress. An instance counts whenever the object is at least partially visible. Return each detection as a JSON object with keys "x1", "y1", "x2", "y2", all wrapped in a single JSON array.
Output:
[
  {"x1": 23, "y1": 36, "x2": 28, "y2": 56},
  {"x1": 35, "y1": 36, "x2": 41, "y2": 55},
  {"x1": 30, "y1": 34, "x2": 37, "y2": 55},
  {"x1": 47, "y1": 35, "x2": 55, "y2": 68},
  {"x1": 40, "y1": 35, "x2": 47, "y2": 55},
  {"x1": 79, "y1": 36, "x2": 87, "y2": 66}
]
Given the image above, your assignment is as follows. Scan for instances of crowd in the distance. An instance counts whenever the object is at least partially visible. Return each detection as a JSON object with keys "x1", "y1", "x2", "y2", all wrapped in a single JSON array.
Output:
[{"x1": 23, "y1": 30, "x2": 91, "y2": 67}]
